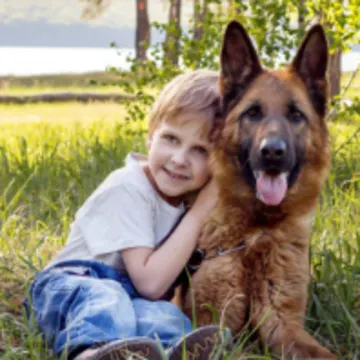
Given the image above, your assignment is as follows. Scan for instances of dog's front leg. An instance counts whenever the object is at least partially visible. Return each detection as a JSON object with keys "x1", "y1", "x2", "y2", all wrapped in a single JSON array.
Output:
[
  {"x1": 183, "y1": 254, "x2": 248, "y2": 336},
  {"x1": 253, "y1": 308, "x2": 337, "y2": 359},
  {"x1": 249, "y1": 247, "x2": 337, "y2": 359}
]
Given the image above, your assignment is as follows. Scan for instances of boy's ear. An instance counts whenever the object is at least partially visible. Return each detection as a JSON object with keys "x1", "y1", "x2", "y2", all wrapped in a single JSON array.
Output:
[
  {"x1": 209, "y1": 114, "x2": 225, "y2": 143},
  {"x1": 146, "y1": 136, "x2": 152, "y2": 151}
]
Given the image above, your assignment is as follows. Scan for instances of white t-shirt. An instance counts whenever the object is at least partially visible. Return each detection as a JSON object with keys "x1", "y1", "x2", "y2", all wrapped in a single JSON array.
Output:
[{"x1": 47, "y1": 152, "x2": 186, "y2": 272}]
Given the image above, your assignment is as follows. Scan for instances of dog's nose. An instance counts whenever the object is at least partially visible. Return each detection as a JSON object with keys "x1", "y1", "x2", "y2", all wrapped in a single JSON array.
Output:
[{"x1": 260, "y1": 137, "x2": 287, "y2": 160}]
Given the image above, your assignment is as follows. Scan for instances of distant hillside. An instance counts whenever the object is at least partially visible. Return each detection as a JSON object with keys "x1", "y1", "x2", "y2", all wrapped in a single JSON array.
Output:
[
  {"x1": 0, "y1": 20, "x2": 358, "y2": 50},
  {"x1": 0, "y1": 20, "x2": 163, "y2": 48}
]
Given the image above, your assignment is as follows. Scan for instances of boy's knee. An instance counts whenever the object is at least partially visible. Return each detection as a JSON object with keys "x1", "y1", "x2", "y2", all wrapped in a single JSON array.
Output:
[
  {"x1": 155, "y1": 300, "x2": 185, "y2": 317},
  {"x1": 133, "y1": 299, "x2": 189, "y2": 321}
]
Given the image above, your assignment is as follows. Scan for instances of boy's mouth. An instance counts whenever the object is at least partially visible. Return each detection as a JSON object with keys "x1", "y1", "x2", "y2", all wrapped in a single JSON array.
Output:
[{"x1": 163, "y1": 167, "x2": 189, "y2": 180}]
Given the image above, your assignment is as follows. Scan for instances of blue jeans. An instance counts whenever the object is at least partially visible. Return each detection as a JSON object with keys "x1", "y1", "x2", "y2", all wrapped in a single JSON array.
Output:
[{"x1": 24, "y1": 260, "x2": 193, "y2": 358}]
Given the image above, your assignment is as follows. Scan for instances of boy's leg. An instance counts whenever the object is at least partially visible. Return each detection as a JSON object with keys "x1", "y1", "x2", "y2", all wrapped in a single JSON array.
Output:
[
  {"x1": 28, "y1": 267, "x2": 137, "y2": 358},
  {"x1": 133, "y1": 298, "x2": 193, "y2": 347}
]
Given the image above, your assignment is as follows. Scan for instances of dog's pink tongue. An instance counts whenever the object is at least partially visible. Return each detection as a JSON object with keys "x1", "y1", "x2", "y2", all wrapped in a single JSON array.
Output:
[{"x1": 256, "y1": 172, "x2": 288, "y2": 206}]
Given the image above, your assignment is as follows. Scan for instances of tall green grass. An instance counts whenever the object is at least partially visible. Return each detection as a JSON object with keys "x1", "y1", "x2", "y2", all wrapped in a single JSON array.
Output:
[
  {"x1": 0, "y1": 102, "x2": 359, "y2": 359},
  {"x1": 0, "y1": 71, "x2": 125, "y2": 95}
]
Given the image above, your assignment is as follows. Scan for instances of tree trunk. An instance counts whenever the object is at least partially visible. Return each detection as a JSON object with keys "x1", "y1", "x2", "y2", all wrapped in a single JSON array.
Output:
[
  {"x1": 317, "y1": 0, "x2": 342, "y2": 100},
  {"x1": 193, "y1": 0, "x2": 202, "y2": 41},
  {"x1": 193, "y1": 0, "x2": 208, "y2": 41},
  {"x1": 136, "y1": 0, "x2": 150, "y2": 62},
  {"x1": 164, "y1": 0, "x2": 182, "y2": 66},
  {"x1": 329, "y1": 49, "x2": 342, "y2": 99},
  {"x1": 297, "y1": 0, "x2": 306, "y2": 36}
]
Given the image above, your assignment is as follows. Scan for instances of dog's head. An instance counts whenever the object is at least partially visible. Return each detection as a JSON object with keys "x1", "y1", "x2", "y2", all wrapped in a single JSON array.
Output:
[{"x1": 215, "y1": 21, "x2": 330, "y2": 209}]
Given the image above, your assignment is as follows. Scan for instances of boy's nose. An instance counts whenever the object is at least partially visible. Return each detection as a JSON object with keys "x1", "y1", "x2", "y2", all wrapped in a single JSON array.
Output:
[{"x1": 171, "y1": 149, "x2": 189, "y2": 166}]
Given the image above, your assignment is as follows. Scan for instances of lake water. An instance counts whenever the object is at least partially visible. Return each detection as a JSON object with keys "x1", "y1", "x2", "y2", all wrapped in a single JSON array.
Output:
[
  {"x1": 0, "y1": 47, "x2": 135, "y2": 76},
  {"x1": 0, "y1": 47, "x2": 359, "y2": 76}
]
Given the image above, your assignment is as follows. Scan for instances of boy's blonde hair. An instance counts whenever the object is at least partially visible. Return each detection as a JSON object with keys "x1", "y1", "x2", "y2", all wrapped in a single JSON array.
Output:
[{"x1": 148, "y1": 70, "x2": 220, "y2": 139}]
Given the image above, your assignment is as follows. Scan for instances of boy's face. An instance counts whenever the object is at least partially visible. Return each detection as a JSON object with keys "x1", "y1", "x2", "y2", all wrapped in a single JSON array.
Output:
[{"x1": 146, "y1": 112, "x2": 212, "y2": 205}]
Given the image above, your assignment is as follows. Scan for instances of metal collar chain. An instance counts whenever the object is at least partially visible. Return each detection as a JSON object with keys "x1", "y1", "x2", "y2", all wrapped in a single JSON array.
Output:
[{"x1": 187, "y1": 231, "x2": 262, "y2": 273}]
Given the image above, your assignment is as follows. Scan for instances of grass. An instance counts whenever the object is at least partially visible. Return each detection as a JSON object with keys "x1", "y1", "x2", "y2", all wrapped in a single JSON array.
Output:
[
  {"x1": 0, "y1": 102, "x2": 128, "y2": 125},
  {"x1": 0, "y1": 73, "x2": 359, "y2": 359},
  {"x1": 0, "y1": 71, "x2": 157, "y2": 96},
  {"x1": 0, "y1": 86, "x2": 125, "y2": 96},
  {"x1": 0, "y1": 72, "x2": 125, "y2": 94}
]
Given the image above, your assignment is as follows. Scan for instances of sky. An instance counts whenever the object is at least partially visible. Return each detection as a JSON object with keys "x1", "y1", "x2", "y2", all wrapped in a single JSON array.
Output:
[{"x1": 0, "y1": 0, "x2": 193, "y2": 29}]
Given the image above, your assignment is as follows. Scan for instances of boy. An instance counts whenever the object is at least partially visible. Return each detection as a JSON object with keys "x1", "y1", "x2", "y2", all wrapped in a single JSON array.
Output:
[{"x1": 25, "y1": 70, "x2": 232, "y2": 360}]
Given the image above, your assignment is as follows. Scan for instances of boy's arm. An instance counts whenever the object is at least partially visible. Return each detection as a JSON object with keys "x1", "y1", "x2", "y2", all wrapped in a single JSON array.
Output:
[{"x1": 121, "y1": 180, "x2": 218, "y2": 300}]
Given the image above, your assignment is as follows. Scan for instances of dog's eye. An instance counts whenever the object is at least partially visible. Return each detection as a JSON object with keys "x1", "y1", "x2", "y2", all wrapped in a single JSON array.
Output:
[
  {"x1": 243, "y1": 105, "x2": 262, "y2": 122},
  {"x1": 288, "y1": 105, "x2": 306, "y2": 124}
]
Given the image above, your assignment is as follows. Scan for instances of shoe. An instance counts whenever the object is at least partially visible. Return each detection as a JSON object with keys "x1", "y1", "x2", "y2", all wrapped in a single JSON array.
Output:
[
  {"x1": 75, "y1": 337, "x2": 164, "y2": 360},
  {"x1": 167, "y1": 325, "x2": 233, "y2": 360}
]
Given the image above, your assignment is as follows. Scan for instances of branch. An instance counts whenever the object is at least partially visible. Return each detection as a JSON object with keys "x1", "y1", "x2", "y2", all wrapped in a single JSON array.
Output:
[
  {"x1": 77, "y1": 0, "x2": 111, "y2": 19},
  {"x1": 332, "y1": 63, "x2": 360, "y2": 155},
  {"x1": 327, "y1": 63, "x2": 360, "y2": 120},
  {"x1": 334, "y1": 124, "x2": 360, "y2": 156}
]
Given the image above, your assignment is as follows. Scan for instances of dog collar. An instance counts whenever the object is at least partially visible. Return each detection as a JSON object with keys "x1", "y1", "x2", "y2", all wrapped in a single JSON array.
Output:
[{"x1": 187, "y1": 231, "x2": 262, "y2": 273}]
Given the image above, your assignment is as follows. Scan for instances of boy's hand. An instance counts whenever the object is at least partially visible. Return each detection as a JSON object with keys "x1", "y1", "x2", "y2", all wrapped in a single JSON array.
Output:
[
  {"x1": 121, "y1": 180, "x2": 218, "y2": 300},
  {"x1": 190, "y1": 178, "x2": 219, "y2": 223}
]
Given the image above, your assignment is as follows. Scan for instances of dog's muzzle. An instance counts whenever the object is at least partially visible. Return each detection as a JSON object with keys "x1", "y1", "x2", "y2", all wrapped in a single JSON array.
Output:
[{"x1": 250, "y1": 136, "x2": 295, "y2": 206}]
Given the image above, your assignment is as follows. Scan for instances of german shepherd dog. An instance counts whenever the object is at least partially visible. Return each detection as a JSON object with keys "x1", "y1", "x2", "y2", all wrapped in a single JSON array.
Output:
[{"x1": 181, "y1": 21, "x2": 336, "y2": 359}]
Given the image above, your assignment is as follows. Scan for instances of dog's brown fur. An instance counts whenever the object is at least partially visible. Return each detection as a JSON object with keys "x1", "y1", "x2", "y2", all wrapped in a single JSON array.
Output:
[{"x1": 181, "y1": 22, "x2": 336, "y2": 359}]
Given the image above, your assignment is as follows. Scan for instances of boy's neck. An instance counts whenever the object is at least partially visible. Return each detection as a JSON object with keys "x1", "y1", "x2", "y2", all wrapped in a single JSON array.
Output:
[{"x1": 142, "y1": 165, "x2": 184, "y2": 207}]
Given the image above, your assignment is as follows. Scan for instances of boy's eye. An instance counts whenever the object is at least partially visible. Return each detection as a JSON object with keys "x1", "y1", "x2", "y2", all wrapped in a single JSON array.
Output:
[
  {"x1": 193, "y1": 146, "x2": 208, "y2": 156},
  {"x1": 163, "y1": 134, "x2": 178, "y2": 143}
]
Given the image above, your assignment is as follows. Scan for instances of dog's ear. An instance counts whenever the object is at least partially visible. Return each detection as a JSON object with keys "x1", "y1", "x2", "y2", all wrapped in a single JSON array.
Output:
[
  {"x1": 220, "y1": 21, "x2": 262, "y2": 110},
  {"x1": 291, "y1": 24, "x2": 329, "y2": 117},
  {"x1": 209, "y1": 112, "x2": 226, "y2": 143}
]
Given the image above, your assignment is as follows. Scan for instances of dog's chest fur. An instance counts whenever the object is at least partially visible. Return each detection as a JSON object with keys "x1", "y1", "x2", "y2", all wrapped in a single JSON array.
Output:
[{"x1": 186, "y1": 204, "x2": 313, "y2": 328}]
